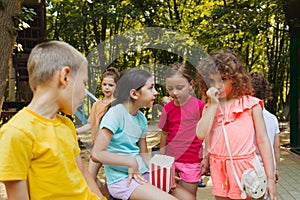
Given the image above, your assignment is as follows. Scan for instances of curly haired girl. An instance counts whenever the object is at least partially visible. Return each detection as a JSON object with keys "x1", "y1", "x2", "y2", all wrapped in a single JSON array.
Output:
[{"x1": 196, "y1": 48, "x2": 278, "y2": 200}]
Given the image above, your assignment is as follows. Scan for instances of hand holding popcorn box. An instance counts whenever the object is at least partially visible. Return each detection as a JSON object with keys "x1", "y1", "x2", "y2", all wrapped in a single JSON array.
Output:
[{"x1": 149, "y1": 154, "x2": 175, "y2": 192}]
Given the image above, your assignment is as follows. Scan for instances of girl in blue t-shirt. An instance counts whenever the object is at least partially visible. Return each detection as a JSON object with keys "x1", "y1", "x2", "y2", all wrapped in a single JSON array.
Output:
[{"x1": 91, "y1": 68, "x2": 194, "y2": 200}]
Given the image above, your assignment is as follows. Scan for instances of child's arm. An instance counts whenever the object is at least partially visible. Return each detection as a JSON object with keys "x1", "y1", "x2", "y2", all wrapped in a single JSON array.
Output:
[
  {"x1": 4, "y1": 180, "x2": 29, "y2": 200},
  {"x1": 92, "y1": 128, "x2": 147, "y2": 186},
  {"x1": 200, "y1": 142, "x2": 210, "y2": 175},
  {"x1": 75, "y1": 155, "x2": 105, "y2": 198},
  {"x1": 274, "y1": 133, "x2": 280, "y2": 183},
  {"x1": 196, "y1": 87, "x2": 219, "y2": 140},
  {"x1": 200, "y1": 155, "x2": 210, "y2": 176},
  {"x1": 76, "y1": 123, "x2": 92, "y2": 134},
  {"x1": 138, "y1": 135, "x2": 151, "y2": 167},
  {"x1": 252, "y1": 104, "x2": 278, "y2": 199},
  {"x1": 159, "y1": 131, "x2": 167, "y2": 155}
]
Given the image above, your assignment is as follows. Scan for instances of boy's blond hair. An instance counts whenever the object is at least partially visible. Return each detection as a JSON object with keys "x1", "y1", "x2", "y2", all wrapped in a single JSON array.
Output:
[{"x1": 27, "y1": 41, "x2": 87, "y2": 91}]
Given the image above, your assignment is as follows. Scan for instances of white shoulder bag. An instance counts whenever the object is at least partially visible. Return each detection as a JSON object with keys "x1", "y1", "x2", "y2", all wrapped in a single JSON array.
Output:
[{"x1": 222, "y1": 120, "x2": 267, "y2": 199}]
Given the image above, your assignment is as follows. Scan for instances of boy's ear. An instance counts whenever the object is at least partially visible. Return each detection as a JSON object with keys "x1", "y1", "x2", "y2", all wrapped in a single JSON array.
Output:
[
  {"x1": 60, "y1": 66, "x2": 71, "y2": 86},
  {"x1": 130, "y1": 89, "x2": 138, "y2": 100}
]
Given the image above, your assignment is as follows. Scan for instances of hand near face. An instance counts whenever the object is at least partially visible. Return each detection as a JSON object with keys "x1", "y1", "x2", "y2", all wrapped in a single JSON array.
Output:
[{"x1": 206, "y1": 87, "x2": 220, "y2": 104}]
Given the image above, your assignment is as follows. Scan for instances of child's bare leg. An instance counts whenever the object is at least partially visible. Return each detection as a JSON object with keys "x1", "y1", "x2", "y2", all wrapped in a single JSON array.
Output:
[
  {"x1": 129, "y1": 183, "x2": 177, "y2": 200},
  {"x1": 88, "y1": 160, "x2": 110, "y2": 198},
  {"x1": 181, "y1": 181, "x2": 198, "y2": 196},
  {"x1": 96, "y1": 179, "x2": 110, "y2": 199},
  {"x1": 170, "y1": 184, "x2": 196, "y2": 200},
  {"x1": 88, "y1": 159, "x2": 101, "y2": 179}
]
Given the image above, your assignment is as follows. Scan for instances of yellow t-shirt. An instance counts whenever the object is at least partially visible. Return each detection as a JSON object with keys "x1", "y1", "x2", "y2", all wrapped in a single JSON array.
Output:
[{"x1": 0, "y1": 108, "x2": 99, "y2": 200}]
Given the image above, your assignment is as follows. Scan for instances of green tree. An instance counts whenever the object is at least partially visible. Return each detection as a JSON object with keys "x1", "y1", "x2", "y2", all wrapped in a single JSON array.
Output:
[
  {"x1": 45, "y1": 0, "x2": 289, "y2": 115},
  {"x1": 0, "y1": 0, "x2": 23, "y2": 110}
]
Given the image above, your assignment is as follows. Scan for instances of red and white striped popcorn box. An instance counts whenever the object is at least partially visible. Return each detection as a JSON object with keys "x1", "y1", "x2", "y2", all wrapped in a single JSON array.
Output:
[{"x1": 149, "y1": 154, "x2": 175, "y2": 192}]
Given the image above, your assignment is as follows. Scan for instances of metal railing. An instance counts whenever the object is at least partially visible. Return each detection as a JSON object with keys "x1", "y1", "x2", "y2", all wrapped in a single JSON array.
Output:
[{"x1": 74, "y1": 89, "x2": 98, "y2": 124}]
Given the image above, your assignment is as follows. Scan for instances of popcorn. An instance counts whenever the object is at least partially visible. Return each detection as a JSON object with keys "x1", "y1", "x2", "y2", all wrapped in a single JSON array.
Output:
[{"x1": 149, "y1": 154, "x2": 175, "y2": 192}]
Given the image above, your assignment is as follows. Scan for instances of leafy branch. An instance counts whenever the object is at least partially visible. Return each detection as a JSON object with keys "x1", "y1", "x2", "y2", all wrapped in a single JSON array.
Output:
[{"x1": 13, "y1": 6, "x2": 36, "y2": 31}]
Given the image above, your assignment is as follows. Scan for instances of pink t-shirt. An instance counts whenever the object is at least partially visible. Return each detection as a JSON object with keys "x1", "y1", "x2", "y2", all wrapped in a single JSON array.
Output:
[
  {"x1": 158, "y1": 96, "x2": 205, "y2": 163},
  {"x1": 206, "y1": 95, "x2": 264, "y2": 157}
]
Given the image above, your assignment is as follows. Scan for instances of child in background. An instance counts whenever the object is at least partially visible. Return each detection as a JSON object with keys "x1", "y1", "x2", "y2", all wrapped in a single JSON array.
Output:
[
  {"x1": 0, "y1": 41, "x2": 104, "y2": 199},
  {"x1": 76, "y1": 67, "x2": 120, "y2": 144},
  {"x1": 158, "y1": 63, "x2": 205, "y2": 197},
  {"x1": 91, "y1": 68, "x2": 194, "y2": 200},
  {"x1": 251, "y1": 72, "x2": 280, "y2": 183},
  {"x1": 196, "y1": 48, "x2": 277, "y2": 200}
]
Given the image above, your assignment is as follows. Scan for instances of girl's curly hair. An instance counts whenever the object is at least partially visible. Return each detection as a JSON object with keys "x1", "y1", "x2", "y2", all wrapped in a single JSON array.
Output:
[{"x1": 196, "y1": 48, "x2": 254, "y2": 99}]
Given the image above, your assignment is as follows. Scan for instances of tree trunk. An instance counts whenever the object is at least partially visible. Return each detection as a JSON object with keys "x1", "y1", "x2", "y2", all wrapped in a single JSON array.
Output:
[
  {"x1": 0, "y1": 0, "x2": 23, "y2": 110},
  {"x1": 8, "y1": 54, "x2": 16, "y2": 101}
]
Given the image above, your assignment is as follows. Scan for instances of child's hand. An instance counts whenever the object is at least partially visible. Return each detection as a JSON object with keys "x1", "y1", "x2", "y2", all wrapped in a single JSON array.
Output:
[
  {"x1": 275, "y1": 169, "x2": 280, "y2": 183},
  {"x1": 127, "y1": 157, "x2": 148, "y2": 186},
  {"x1": 265, "y1": 179, "x2": 278, "y2": 200},
  {"x1": 206, "y1": 87, "x2": 219, "y2": 104},
  {"x1": 200, "y1": 156, "x2": 210, "y2": 176},
  {"x1": 175, "y1": 175, "x2": 182, "y2": 182}
]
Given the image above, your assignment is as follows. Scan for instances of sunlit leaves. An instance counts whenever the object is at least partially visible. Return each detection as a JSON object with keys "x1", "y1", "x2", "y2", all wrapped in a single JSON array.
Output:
[{"x1": 46, "y1": 0, "x2": 289, "y2": 114}]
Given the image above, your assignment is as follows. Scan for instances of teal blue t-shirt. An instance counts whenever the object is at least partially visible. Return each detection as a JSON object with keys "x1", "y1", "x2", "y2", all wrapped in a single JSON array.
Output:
[{"x1": 99, "y1": 104, "x2": 149, "y2": 184}]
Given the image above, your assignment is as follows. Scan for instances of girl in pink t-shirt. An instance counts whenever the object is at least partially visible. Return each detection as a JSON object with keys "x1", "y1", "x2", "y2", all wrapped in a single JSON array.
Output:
[
  {"x1": 196, "y1": 48, "x2": 278, "y2": 200},
  {"x1": 158, "y1": 63, "x2": 205, "y2": 197}
]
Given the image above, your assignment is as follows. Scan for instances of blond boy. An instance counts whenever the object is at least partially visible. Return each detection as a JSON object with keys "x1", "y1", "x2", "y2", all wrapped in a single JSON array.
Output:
[{"x1": 0, "y1": 41, "x2": 105, "y2": 199}]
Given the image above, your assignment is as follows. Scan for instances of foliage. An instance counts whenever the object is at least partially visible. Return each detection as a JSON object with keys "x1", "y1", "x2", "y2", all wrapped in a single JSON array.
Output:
[
  {"x1": 13, "y1": 6, "x2": 36, "y2": 32},
  {"x1": 0, "y1": 0, "x2": 7, "y2": 10},
  {"x1": 45, "y1": 0, "x2": 290, "y2": 116}
]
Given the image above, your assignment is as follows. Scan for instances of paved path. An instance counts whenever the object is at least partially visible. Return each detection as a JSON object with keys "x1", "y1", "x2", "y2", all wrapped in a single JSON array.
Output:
[{"x1": 1, "y1": 123, "x2": 300, "y2": 199}]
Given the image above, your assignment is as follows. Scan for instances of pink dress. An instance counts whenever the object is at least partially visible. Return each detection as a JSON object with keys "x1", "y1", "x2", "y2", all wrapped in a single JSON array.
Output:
[{"x1": 207, "y1": 95, "x2": 264, "y2": 199}]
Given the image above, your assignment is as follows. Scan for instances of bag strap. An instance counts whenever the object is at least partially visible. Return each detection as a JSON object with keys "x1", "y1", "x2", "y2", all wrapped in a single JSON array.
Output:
[{"x1": 222, "y1": 120, "x2": 247, "y2": 199}]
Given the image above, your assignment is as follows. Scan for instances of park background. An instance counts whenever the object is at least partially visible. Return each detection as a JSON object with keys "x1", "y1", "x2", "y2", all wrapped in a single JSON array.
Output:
[
  {"x1": 1, "y1": 0, "x2": 299, "y2": 114},
  {"x1": 0, "y1": 0, "x2": 300, "y2": 199},
  {"x1": 1, "y1": 0, "x2": 299, "y2": 139}
]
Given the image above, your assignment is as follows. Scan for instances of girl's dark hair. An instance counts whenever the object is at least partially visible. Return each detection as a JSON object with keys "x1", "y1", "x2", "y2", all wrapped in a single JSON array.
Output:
[
  {"x1": 196, "y1": 48, "x2": 254, "y2": 99},
  {"x1": 250, "y1": 72, "x2": 273, "y2": 100},
  {"x1": 112, "y1": 68, "x2": 152, "y2": 105},
  {"x1": 101, "y1": 66, "x2": 120, "y2": 83},
  {"x1": 165, "y1": 63, "x2": 193, "y2": 83}
]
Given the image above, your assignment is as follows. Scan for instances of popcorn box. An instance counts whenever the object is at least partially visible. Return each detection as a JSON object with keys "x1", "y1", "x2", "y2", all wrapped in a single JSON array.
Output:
[{"x1": 149, "y1": 154, "x2": 175, "y2": 192}]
